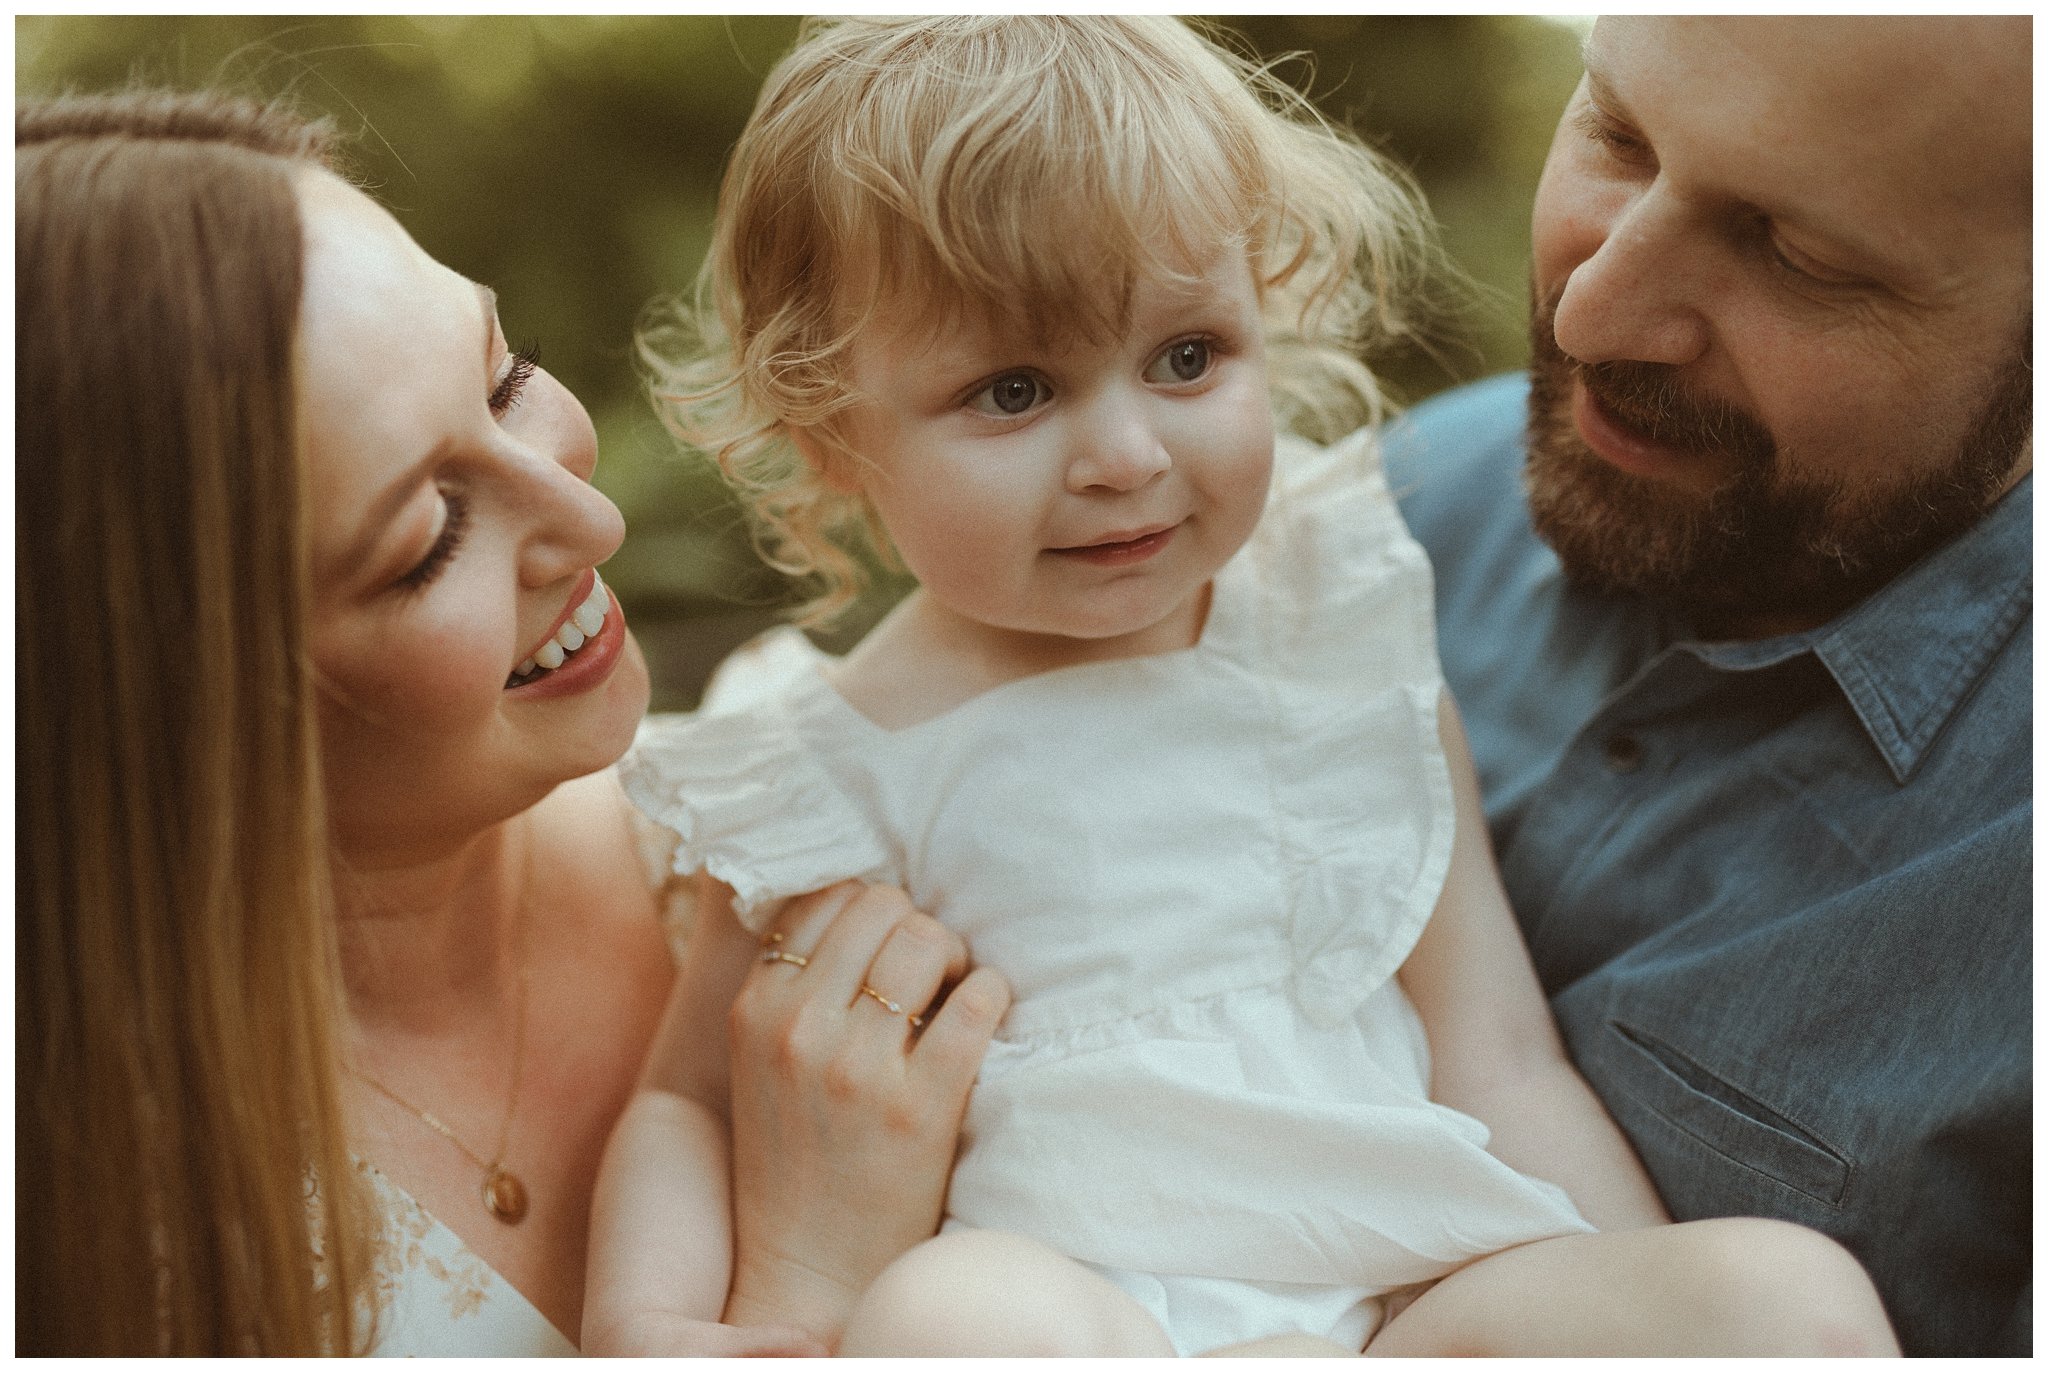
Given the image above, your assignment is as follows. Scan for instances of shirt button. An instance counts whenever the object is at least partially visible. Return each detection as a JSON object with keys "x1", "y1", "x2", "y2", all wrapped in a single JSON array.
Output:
[{"x1": 1603, "y1": 734, "x2": 1644, "y2": 774}]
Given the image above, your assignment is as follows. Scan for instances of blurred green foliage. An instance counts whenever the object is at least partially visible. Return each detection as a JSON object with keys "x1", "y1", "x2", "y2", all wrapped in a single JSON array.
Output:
[{"x1": 17, "y1": 14, "x2": 1585, "y2": 708}]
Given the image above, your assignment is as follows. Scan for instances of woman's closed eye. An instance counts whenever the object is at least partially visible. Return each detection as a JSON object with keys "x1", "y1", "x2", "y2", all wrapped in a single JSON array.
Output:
[
  {"x1": 397, "y1": 487, "x2": 471, "y2": 593},
  {"x1": 966, "y1": 370, "x2": 1052, "y2": 419},
  {"x1": 490, "y1": 342, "x2": 541, "y2": 418}
]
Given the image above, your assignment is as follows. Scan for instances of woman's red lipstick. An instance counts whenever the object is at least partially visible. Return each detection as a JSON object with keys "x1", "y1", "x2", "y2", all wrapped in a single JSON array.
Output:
[{"x1": 505, "y1": 572, "x2": 627, "y2": 698}]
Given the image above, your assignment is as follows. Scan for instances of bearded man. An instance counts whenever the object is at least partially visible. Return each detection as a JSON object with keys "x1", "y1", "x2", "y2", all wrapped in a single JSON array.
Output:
[{"x1": 1388, "y1": 17, "x2": 2030, "y2": 1357}]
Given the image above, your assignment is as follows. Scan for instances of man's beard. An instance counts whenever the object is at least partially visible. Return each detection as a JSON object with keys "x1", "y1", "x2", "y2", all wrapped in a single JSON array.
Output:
[{"x1": 1523, "y1": 290, "x2": 2030, "y2": 635}]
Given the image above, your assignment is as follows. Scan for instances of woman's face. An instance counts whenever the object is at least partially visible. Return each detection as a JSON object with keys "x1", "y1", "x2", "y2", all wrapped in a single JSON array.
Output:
[{"x1": 296, "y1": 172, "x2": 649, "y2": 865}]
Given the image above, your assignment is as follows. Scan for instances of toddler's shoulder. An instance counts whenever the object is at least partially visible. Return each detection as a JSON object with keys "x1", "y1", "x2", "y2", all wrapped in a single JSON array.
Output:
[
  {"x1": 621, "y1": 637, "x2": 894, "y2": 929},
  {"x1": 1261, "y1": 424, "x2": 1416, "y2": 569}
]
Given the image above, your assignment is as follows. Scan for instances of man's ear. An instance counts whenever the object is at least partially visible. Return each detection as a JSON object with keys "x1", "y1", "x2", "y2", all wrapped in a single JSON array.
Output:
[{"x1": 789, "y1": 425, "x2": 863, "y2": 495}]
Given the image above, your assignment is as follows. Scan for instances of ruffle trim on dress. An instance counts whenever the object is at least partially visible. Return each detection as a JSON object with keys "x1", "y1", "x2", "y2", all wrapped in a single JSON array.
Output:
[
  {"x1": 1247, "y1": 430, "x2": 1459, "y2": 1028},
  {"x1": 621, "y1": 704, "x2": 894, "y2": 930}
]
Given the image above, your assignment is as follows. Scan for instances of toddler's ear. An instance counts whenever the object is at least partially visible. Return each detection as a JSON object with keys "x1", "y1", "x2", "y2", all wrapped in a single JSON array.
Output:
[{"x1": 788, "y1": 425, "x2": 863, "y2": 495}]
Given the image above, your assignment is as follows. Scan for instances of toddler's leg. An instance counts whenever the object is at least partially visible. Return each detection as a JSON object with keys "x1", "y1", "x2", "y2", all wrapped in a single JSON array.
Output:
[
  {"x1": 839, "y1": 1229, "x2": 1176, "y2": 1356},
  {"x1": 1365, "y1": 1217, "x2": 1898, "y2": 1357}
]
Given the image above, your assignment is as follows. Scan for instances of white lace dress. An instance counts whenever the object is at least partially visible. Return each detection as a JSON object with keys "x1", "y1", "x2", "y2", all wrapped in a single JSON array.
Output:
[
  {"x1": 623, "y1": 430, "x2": 1592, "y2": 1354},
  {"x1": 357, "y1": 808, "x2": 691, "y2": 1357}
]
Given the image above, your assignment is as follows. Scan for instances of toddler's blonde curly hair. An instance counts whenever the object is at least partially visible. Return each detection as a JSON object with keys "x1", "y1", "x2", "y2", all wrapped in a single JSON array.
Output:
[{"x1": 641, "y1": 15, "x2": 1438, "y2": 625}]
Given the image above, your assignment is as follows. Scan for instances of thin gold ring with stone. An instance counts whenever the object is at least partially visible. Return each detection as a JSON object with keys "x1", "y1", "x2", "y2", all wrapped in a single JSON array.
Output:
[
  {"x1": 859, "y1": 983, "x2": 925, "y2": 1028},
  {"x1": 759, "y1": 930, "x2": 808, "y2": 968}
]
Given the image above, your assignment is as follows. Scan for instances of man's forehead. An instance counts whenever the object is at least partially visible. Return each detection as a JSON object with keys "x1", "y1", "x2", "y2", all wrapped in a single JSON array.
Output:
[{"x1": 1587, "y1": 17, "x2": 2030, "y2": 275}]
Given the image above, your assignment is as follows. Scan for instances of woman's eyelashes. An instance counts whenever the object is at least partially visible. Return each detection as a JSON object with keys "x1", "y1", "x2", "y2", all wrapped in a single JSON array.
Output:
[
  {"x1": 387, "y1": 338, "x2": 538, "y2": 597},
  {"x1": 489, "y1": 342, "x2": 541, "y2": 417},
  {"x1": 397, "y1": 488, "x2": 471, "y2": 593}
]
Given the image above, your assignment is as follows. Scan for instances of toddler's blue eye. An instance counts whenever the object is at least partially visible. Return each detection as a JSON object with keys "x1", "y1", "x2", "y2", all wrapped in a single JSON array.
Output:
[
  {"x1": 972, "y1": 372, "x2": 1047, "y2": 417},
  {"x1": 1148, "y1": 338, "x2": 1212, "y2": 384}
]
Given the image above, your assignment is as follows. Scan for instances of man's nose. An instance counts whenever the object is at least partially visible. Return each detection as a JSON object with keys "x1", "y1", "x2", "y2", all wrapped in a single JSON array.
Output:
[{"x1": 1550, "y1": 188, "x2": 1712, "y2": 369}]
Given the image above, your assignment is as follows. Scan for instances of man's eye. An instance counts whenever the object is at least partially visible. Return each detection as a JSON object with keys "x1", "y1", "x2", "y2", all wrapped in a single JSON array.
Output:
[
  {"x1": 1766, "y1": 233, "x2": 1866, "y2": 290},
  {"x1": 967, "y1": 372, "x2": 1049, "y2": 418},
  {"x1": 1145, "y1": 337, "x2": 1214, "y2": 385},
  {"x1": 1575, "y1": 107, "x2": 1653, "y2": 166}
]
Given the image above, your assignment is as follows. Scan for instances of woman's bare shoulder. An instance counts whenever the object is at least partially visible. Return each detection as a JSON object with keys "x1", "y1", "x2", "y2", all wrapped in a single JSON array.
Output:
[{"x1": 530, "y1": 771, "x2": 670, "y2": 907}]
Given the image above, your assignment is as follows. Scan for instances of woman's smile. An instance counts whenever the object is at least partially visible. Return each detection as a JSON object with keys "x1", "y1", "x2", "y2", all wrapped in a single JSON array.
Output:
[{"x1": 506, "y1": 571, "x2": 629, "y2": 697}]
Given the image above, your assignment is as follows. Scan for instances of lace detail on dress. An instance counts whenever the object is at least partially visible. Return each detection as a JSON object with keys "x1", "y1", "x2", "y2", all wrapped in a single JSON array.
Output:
[
  {"x1": 363, "y1": 1162, "x2": 495, "y2": 1324},
  {"x1": 351, "y1": 1160, "x2": 577, "y2": 1356}
]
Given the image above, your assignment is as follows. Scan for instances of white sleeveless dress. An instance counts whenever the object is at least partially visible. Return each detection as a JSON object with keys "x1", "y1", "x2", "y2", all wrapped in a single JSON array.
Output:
[{"x1": 623, "y1": 430, "x2": 1592, "y2": 1354}]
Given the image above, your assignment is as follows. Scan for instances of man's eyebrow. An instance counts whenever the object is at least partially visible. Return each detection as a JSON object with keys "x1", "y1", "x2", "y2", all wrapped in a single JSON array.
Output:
[
  {"x1": 1582, "y1": 55, "x2": 1919, "y2": 283},
  {"x1": 1580, "y1": 61, "x2": 1626, "y2": 119}
]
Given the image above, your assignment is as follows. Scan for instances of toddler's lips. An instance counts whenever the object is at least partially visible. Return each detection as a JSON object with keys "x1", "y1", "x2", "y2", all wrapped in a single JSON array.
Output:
[{"x1": 1049, "y1": 523, "x2": 1178, "y2": 567}]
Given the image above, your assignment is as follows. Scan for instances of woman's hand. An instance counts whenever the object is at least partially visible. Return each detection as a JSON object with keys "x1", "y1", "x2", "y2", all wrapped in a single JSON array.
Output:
[{"x1": 722, "y1": 881, "x2": 1010, "y2": 1347}]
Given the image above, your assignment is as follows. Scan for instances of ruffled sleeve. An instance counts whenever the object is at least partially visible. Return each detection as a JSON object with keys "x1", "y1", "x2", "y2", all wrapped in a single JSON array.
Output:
[
  {"x1": 620, "y1": 686, "x2": 896, "y2": 933},
  {"x1": 1245, "y1": 429, "x2": 1458, "y2": 1028}
]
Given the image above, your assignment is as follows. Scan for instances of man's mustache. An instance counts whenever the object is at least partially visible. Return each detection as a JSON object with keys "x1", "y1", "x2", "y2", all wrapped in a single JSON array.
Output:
[
  {"x1": 1530, "y1": 290, "x2": 1777, "y2": 467},
  {"x1": 1576, "y1": 358, "x2": 1776, "y2": 466}
]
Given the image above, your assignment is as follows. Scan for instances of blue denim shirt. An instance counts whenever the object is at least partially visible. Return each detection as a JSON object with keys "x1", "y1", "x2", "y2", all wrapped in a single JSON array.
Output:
[{"x1": 1385, "y1": 374, "x2": 2031, "y2": 1357}]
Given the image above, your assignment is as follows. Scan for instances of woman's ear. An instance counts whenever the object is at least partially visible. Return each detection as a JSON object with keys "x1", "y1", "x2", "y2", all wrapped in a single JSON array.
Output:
[{"x1": 788, "y1": 425, "x2": 864, "y2": 495}]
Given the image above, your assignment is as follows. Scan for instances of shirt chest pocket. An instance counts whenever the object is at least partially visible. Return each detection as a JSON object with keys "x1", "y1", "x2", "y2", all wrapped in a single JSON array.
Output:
[{"x1": 1588, "y1": 1018, "x2": 1855, "y2": 1210}]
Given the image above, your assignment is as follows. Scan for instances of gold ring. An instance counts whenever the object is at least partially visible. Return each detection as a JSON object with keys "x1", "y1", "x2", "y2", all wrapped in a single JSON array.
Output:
[
  {"x1": 761, "y1": 949, "x2": 809, "y2": 968},
  {"x1": 859, "y1": 984, "x2": 925, "y2": 1028}
]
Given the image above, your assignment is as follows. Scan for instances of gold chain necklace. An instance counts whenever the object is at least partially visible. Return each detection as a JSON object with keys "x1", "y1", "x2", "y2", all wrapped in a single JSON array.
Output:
[{"x1": 348, "y1": 858, "x2": 534, "y2": 1226}]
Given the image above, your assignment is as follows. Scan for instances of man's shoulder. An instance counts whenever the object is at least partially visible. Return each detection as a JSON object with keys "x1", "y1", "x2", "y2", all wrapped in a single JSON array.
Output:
[
  {"x1": 1391, "y1": 371, "x2": 1531, "y2": 448},
  {"x1": 1385, "y1": 373, "x2": 1530, "y2": 475},
  {"x1": 1383, "y1": 373, "x2": 1532, "y2": 555}
]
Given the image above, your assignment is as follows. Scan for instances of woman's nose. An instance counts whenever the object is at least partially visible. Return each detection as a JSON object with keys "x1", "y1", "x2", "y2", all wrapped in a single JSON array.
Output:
[
  {"x1": 532, "y1": 367, "x2": 599, "y2": 484},
  {"x1": 514, "y1": 373, "x2": 623, "y2": 586},
  {"x1": 1549, "y1": 189, "x2": 1712, "y2": 369}
]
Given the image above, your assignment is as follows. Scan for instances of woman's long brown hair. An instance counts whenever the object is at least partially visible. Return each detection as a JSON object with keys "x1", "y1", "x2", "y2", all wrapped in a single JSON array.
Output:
[{"x1": 17, "y1": 88, "x2": 377, "y2": 1354}]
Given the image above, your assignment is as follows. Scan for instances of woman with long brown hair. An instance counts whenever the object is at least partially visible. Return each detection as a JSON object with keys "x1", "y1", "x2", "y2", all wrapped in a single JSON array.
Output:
[{"x1": 16, "y1": 87, "x2": 1005, "y2": 1356}]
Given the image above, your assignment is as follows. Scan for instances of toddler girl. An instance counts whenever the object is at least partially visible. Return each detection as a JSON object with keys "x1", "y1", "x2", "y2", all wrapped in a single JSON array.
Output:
[{"x1": 599, "y1": 15, "x2": 1897, "y2": 1357}]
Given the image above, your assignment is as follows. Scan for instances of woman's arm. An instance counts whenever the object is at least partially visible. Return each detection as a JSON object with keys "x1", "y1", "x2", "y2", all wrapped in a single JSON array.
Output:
[
  {"x1": 582, "y1": 1089, "x2": 822, "y2": 1355},
  {"x1": 1396, "y1": 694, "x2": 1669, "y2": 1232},
  {"x1": 581, "y1": 882, "x2": 822, "y2": 1355}
]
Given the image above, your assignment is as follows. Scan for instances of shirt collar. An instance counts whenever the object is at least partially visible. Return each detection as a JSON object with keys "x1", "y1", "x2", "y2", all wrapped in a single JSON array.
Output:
[{"x1": 1686, "y1": 475, "x2": 2032, "y2": 784}]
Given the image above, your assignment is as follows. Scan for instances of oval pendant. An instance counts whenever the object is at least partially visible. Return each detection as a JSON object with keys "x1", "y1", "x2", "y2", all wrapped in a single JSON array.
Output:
[{"x1": 483, "y1": 1167, "x2": 528, "y2": 1224}]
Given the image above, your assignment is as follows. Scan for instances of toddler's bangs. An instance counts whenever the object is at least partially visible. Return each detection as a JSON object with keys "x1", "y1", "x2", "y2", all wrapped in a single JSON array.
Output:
[{"x1": 812, "y1": 18, "x2": 1273, "y2": 346}]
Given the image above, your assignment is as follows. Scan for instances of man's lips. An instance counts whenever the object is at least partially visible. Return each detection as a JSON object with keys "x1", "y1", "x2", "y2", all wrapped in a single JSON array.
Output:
[
  {"x1": 1048, "y1": 523, "x2": 1178, "y2": 566},
  {"x1": 1573, "y1": 380, "x2": 1710, "y2": 483}
]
